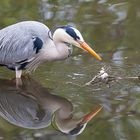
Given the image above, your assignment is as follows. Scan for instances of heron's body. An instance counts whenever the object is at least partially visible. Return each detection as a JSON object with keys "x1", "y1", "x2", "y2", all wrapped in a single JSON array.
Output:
[
  {"x1": 0, "y1": 21, "x2": 102, "y2": 78},
  {"x1": 0, "y1": 21, "x2": 69, "y2": 74}
]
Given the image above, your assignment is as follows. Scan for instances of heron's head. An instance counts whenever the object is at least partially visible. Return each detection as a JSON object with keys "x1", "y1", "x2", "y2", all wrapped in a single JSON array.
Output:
[
  {"x1": 55, "y1": 106, "x2": 102, "y2": 136},
  {"x1": 53, "y1": 25, "x2": 102, "y2": 60}
]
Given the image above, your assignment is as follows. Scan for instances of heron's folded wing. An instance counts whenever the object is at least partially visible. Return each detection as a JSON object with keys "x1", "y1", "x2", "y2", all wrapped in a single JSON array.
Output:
[{"x1": 0, "y1": 26, "x2": 43, "y2": 65}]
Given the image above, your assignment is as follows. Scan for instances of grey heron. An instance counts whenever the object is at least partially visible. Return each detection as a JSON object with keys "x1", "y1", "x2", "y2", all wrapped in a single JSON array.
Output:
[
  {"x1": 0, "y1": 21, "x2": 102, "y2": 78},
  {"x1": 0, "y1": 77, "x2": 102, "y2": 135}
]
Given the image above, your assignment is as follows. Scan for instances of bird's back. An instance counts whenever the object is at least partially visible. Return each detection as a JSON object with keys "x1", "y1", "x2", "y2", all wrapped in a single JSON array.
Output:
[
  {"x1": 0, "y1": 21, "x2": 49, "y2": 43},
  {"x1": 0, "y1": 21, "x2": 50, "y2": 69}
]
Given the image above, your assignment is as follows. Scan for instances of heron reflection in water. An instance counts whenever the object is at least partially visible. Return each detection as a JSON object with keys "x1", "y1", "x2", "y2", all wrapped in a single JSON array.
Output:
[{"x1": 0, "y1": 77, "x2": 102, "y2": 136}]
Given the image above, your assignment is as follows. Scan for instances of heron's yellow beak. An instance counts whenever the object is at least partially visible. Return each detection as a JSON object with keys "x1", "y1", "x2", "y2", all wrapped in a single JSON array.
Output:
[
  {"x1": 80, "y1": 106, "x2": 102, "y2": 124},
  {"x1": 78, "y1": 41, "x2": 102, "y2": 61}
]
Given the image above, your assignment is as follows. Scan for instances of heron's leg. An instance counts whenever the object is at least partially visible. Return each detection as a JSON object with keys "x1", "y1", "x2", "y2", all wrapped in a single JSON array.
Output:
[
  {"x1": 15, "y1": 69, "x2": 22, "y2": 78},
  {"x1": 15, "y1": 68, "x2": 22, "y2": 86}
]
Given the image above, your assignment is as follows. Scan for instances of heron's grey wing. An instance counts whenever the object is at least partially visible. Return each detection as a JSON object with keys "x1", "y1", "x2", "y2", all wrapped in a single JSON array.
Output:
[
  {"x1": 0, "y1": 90, "x2": 52, "y2": 129},
  {"x1": 0, "y1": 26, "x2": 44, "y2": 69}
]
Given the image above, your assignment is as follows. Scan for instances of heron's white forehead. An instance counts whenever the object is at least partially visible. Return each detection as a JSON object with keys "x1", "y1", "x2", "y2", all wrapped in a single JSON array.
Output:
[{"x1": 71, "y1": 27, "x2": 84, "y2": 41}]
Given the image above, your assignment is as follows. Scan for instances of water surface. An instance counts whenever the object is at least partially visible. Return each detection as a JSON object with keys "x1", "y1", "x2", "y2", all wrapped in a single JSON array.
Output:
[{"x1": 0, "y1": 0, "x2": 140, "y2": 140}]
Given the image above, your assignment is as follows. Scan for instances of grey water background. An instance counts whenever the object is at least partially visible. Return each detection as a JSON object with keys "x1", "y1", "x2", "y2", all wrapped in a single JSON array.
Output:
[{"x1": 0, "y1": 0, "x2": 140, "y2": 140}]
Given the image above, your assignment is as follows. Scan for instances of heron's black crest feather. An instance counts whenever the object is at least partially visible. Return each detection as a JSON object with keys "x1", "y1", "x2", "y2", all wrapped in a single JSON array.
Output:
[
  {"x1": 65, "y1": 27, "x2": 80, "y2": 40},
  {"x1": 57, "y1": 25, "x2": 80, "y2": 40}
]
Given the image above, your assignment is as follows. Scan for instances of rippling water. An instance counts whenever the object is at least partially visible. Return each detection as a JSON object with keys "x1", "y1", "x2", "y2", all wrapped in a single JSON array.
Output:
[{"x1": 0, "y1": 0, "x2": 140, "y2": 140}]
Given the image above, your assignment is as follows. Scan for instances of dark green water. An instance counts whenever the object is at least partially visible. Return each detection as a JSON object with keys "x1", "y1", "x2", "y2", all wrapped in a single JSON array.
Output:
[{"x1": 0, "y1": 0, "x2": 140, "y2": 140}]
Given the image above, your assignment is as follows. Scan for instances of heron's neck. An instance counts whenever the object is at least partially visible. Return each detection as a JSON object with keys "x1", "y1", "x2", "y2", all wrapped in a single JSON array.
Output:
[
  {"x1": 42, "y1": 40, "x2": 70, "y2": 61},
  {"x1": 55, "y1": 42, "x2": 70, "y2": 60}
]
